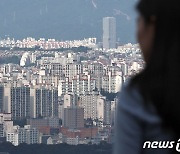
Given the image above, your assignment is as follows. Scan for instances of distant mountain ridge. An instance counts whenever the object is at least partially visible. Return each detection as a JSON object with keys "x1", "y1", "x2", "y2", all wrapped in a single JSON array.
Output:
[{"x1": 0, "y1": 0, "x2": 137, "y2": 44}]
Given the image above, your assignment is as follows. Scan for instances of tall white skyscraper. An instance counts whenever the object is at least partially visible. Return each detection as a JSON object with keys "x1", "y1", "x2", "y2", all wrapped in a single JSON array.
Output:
[{"x1": 103, "y1": 17, "x2": 116, "y2": 49}]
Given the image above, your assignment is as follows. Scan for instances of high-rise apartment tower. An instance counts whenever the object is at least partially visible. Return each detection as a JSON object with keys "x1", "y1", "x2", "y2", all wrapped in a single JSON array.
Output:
[{"x1": 103, "y1": 17, "x2": 116, "y2": 49}]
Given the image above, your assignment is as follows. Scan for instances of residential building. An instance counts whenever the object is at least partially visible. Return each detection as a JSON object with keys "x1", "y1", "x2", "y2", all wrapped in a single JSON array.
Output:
[
  {"x1": 6, "y1": 125, "x2": 39, "y2": 146},
  {"x1": 0, "y1": 86, "x2": 3, "y2": 112},
  {"x1": 63, "y1": 107, "x2": 84, "y2": 129},
  {"x1": 3, "y1": 86, "x2": 30, "y2": 120},
  {"x1": 78, "y1": 92, "x2": 99, "y2": 120},
  {"x1": 30, "y1": 86, "x2": 58, "y2": 118}
]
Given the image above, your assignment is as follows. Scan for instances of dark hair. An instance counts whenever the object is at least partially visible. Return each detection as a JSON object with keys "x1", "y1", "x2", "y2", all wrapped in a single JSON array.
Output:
[{"x1": 131, "y1": 0, "x2": 180, "y2": 152}]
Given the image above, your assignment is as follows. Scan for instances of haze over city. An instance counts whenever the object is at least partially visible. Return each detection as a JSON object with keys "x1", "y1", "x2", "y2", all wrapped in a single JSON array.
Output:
[{"x1": 0, "y1": 0, "x2": 137, "y2": 44}]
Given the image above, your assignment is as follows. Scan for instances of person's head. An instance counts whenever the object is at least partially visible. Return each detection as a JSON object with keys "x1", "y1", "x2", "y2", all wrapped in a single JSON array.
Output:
[
  {"x1": 131, "y1": 0, "x2": 180, "y2": 150},
  {"x1": 136, "y1": 0, "x2": 180, "y2": 64}
]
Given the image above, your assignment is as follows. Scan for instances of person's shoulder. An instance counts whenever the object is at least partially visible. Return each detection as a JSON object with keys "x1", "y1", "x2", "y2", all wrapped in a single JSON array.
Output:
[{"x1": 118, "y1": 79, "x2": 161, "y2": 123}]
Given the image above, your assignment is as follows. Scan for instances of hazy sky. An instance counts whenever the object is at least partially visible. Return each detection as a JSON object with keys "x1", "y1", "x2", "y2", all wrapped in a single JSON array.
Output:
[{"x1": 0, "y1": 0, "x2": 137, "y2": 43}]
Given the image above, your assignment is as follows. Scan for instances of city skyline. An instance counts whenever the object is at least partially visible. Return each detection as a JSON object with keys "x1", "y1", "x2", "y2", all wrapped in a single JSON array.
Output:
[
  {"x1": 0, "y1": 1, "x2": 141, "y2": 153},
  {"x1": 0, "y1": 41, "x2": 143, "y2": 147}
]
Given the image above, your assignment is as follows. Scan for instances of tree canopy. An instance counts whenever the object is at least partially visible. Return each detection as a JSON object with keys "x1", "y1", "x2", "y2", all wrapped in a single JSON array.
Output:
[{"x1": 0, "y1": 142, "x2": 112, "y2": 154}]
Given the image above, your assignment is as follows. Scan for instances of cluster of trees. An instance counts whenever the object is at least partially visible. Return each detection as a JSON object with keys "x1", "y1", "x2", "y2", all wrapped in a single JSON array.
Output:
[
  {"x1": 0, "y1": 142, "x2": 112, "y2": 154},
  {"x1": 41, "y1": 46, "x2": 91, "y2": 53},
  {"x1": 100, "y1": 89, "x2": 118, "y2": 101},
  {"x1": 36, "y1": 54, "x2": 55, "y2": 60},
  {"x1": 0, "y1": 46, "x2": 91, "y2": 65},
  {"x1": 0, "y1": 56, "x2": 20, "y2": 65},
  {"x1": 13, "y1": 119, "x2": 27, "y2": 127},
  {"x1": 0, "y1": 46, "x2": 40, "y2": 51},
  {"x1": 0, "y1": 46, "x2": 91, "y2": 53}
]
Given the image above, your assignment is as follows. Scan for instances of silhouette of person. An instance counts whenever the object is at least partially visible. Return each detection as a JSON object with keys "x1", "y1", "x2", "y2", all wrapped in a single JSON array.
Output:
[{"x1": 114, "y1": 0, "x2": 180, "y2": 153}]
